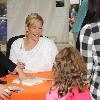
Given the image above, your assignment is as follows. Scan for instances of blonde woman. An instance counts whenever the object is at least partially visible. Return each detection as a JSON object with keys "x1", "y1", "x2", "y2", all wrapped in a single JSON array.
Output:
[{"x1": 9, "y1": 13, "x2": 58, "y2": 73}]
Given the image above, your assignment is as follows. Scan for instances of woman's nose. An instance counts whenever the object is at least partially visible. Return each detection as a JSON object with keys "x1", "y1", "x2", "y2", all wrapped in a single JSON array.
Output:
[{"x1": 36, "y1": 29, "x2": 40, "y2": 33}]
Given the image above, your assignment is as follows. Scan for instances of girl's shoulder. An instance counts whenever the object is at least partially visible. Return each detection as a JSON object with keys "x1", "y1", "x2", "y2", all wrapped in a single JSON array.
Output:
[
  {"x1": 65, "y1": 86, "x2": 92, "y2": 100},
  {"x1": 82, "y1": 22, "x2": 100, "y2": 32},
  {"x1": 46, "y1": 86, "x2": 66, "y2": 100},
  {"x1": 81, "y1": 24, "x2": 91, "y2": 31},
  {"x1": 80, "y1": 24, "x2": 91, "y2": 36}
]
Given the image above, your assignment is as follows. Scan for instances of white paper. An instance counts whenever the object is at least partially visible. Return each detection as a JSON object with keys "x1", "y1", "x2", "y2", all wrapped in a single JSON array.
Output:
[{"x1": 12, "y1": 78, "x2": 44, "y2": 86}]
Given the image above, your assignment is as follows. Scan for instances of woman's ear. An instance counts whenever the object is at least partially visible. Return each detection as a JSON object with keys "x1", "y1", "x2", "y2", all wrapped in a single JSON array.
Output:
[
  {"x1": 25, "y1": 25, "x2": 28, "y2": 38},
  {"x1": 25, "y1": 24, "x2": 28, "y2": 32}
]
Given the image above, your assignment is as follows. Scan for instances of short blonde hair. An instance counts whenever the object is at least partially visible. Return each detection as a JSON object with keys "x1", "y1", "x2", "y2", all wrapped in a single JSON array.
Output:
[{"x1": 25, "y1": 13, "x2": 44, "y2": 27}]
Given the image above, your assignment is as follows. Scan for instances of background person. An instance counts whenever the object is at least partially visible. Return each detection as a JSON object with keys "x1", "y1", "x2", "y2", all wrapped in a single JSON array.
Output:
[
  {"x1": 79, "y1": 0, "x2": 100, "y2": 99},
  {"x1": 46, "y1": 47, "x2": 91, "y2": 100},
  {"x1": 9, "y1": 13, "x2": 58, "y2": 73},
  {"x1": 71, "y1": 0, "x2": 88, "y2": 50},
  {"x1": 69, "y1": 5, "x2": 78, "y2": 31}
]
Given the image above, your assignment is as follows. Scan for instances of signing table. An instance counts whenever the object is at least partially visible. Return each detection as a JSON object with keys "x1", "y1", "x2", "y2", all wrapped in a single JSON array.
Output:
[{"x1": 1, "y1": 71, "x2": 53, "y2": 100}]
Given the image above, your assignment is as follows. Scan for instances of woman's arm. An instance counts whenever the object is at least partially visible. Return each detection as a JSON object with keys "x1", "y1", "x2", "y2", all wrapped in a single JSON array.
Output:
[{"x1": 80, "y1": 24, "x2": 93, "y2": 76}]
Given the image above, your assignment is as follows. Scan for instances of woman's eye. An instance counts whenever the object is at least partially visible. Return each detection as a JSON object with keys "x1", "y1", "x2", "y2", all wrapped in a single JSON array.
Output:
[{"x1": 30, "y1": 25, "x2": 35, "y2": 29}]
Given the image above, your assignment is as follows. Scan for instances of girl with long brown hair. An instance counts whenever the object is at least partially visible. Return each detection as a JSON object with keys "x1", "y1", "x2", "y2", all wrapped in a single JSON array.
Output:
[
  {"x1": 80, "y1": 0, "x2": 100, "y2": 99},
  {"x1": 46, "y1": 47, "x2": 91, "y2": 100}
]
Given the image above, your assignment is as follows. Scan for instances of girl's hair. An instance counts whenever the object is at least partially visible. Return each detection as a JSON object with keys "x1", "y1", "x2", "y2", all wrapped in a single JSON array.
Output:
[
  {"x1": 93, "y1": 0, "x2": 100, "y2": 22},
  {"x1": 25, "y1": 13, "x2": 44, "y2": 27},
  {"x1": 52, "y1": 47, "x2": 87, "y2": 97},
  {"x1": 85, "y1": 0, "x2": 100, "y2": 23}
]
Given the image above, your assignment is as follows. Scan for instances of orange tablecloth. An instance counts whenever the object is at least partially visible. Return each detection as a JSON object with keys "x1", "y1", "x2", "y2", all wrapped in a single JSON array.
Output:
[{"x1": 1, "y1": 71, "x2": 53, "y2": 100}]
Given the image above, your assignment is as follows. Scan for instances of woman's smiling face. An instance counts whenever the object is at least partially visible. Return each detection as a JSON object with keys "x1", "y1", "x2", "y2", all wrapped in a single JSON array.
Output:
[{"x1": 27, "y1": 20, "x2": 43, "y2": 41}]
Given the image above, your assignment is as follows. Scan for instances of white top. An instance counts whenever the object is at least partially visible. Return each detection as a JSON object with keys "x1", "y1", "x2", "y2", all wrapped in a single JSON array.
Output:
[{"x1": 9, "y1": 37, "x2": 58, "y2": 73}]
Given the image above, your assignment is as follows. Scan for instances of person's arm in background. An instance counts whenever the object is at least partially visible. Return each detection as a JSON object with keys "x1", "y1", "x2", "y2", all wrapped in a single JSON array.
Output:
[
  {"x1": 79, "y1": 24, "x2": 93, "y2": 81},
  {"x1": 72, "y1": 0, "x2": 88, "y2": 33},
  {"x1": 71, "y1": 0, "x2": 88, "y2": 50}
]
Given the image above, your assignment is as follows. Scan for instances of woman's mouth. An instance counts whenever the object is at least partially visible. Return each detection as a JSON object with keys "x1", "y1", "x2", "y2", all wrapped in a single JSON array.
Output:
[{"x1": 33, "y1": 34, "x2": 39, "y2": 37}]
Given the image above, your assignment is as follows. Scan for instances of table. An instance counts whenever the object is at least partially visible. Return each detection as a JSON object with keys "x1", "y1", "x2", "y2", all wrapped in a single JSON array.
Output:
[{"x1": 1, "y1": 71, "x2": 53, "y2": 100}]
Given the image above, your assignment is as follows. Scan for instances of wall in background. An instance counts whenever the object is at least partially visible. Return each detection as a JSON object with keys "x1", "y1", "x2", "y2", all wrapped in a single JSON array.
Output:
[{"x1": 0, "y1": 0, "x2": 7, "y2": 52}]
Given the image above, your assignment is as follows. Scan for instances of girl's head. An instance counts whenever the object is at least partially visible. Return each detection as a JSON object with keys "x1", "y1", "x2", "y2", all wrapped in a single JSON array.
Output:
[{"x1": 52, "y1": 47, "x2": 87, "y2": 97}]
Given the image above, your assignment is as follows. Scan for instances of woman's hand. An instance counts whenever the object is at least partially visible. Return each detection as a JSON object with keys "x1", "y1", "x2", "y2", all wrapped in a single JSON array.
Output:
[
  {"x1": 15, "y1": 66, "x2": 28, "y2": 81},
  {"x1": 9, "y1": 62, "x2": 25, "y2": 75},
  {"x1": 0, "y1": 84, "x2": 11, "y2": 100},
  {"x1": 17, "y1": 62, "x2": 25, "y2": 69}
]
